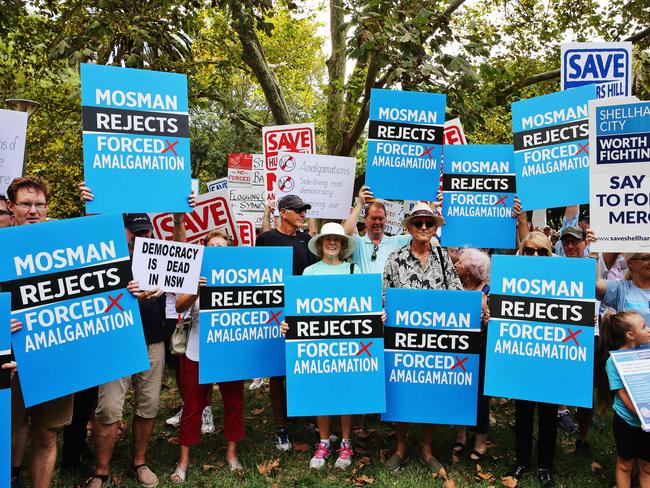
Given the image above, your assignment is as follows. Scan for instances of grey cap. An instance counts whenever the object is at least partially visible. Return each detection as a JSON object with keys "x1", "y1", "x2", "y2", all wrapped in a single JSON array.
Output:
[{"x1": 277, "y1": 194, "x2": 311, "y2": 212}]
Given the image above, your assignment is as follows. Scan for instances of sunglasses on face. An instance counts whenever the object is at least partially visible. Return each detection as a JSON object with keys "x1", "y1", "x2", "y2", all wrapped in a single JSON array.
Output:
[
  {"x1": 371, "y1": 244, "x2": 379, "y2": 261},
  {"x1": 629, "y1": 255, "x2": 650, "y2": 262},
  {"x1": 522, "y1": 246, "x2": 550, "y2": 256},
  {"x1": 411, "y1": 220, "x2": 436, "y2": 229}
]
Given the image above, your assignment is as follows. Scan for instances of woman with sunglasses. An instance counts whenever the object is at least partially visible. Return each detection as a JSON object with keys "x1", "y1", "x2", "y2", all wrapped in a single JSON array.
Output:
[{"x1": 506, "y1": 231, "x2": 557, "y2": 487}]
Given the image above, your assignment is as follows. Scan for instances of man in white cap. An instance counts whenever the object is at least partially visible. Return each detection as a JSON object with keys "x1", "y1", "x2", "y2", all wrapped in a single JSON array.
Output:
[{"x1": 382, "y1": 202, "x2": 462, "y2": 474}]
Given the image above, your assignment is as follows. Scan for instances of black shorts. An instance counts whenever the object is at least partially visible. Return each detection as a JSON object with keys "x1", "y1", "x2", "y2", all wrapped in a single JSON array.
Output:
[{"x1": 613, "y1": 412, "x2": 650, "y2": 462}]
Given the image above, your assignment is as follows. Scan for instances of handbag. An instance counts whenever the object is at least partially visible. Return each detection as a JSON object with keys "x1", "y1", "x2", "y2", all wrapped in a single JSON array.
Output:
[{"x1": 169, "y1": 316, "x2": 192, "y2": 355}]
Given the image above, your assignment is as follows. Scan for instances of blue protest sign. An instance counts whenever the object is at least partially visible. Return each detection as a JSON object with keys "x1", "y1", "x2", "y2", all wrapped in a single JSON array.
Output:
[
  {"x1": 365, "y1": 88, "x2": 446, "y2": 201},
  {"x1": 81, "y1": 63, "x2": 192, "y2": 213},
  {"x1": 0, "y1": 294, "x2": 10, "y2": 488},
  {"x1": 484, "y1": 255, "x2": 596, "y2": 407},
  {"x1": 441, "y1": 145, "x2": 516, "y2": 248},
  {"x1": 284, "y1": 274, "x2": 385, "y2": 416},
  {"x1": 382, "y1": 288, "x2": 482, "y2": 425},
  {"x1": 610, "y1": 348, "x2": 650, "y2": 432},
  {"x1": 0, "y1": 214, "x2": 149, "y2": 407},
  {"x1": 561, "y1": 42, "x2": 632, "y2": 98},
  {"x1": 512, "y1": 85, "x2": 597, "y2": 210},
  {"x1": 589, "y1": 99, "x2": 650, "y2": 252},
  {"x1": 199, "y1": 246, "x2": 292, "y2": 383}
]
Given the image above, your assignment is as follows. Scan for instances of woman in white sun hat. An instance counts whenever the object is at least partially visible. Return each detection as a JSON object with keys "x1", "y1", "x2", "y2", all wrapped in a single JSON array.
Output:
[{"x1": 281, "y1": 222, "x2": 359, "y2": 470}]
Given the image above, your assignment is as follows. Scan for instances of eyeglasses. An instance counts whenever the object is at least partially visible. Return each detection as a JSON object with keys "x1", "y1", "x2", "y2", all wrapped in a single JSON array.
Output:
[
  {"x1": 285, "y1": 208, "x2": 307, "y2": 215},
  {"x1": 411, "y1": 220, "x2": 436, "y2": 229},
  {"x1": 13, "y1": 201, "x2": 47, "y2": 211},
  {"x1": 371, "y1": 244, "x2": 379, "y2": 261},
  {"x1": 629, "y1": 255, "x2": 650, "y2": 261},
  {"x1": 522, "y1": 246, "x2": 550, "y2": 256}
]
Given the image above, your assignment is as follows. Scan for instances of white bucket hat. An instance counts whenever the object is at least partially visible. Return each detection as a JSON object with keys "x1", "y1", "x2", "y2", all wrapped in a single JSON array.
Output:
[
  {"x1": 402, "y1": 202, "x2": 444, "y2": 227},
  {"x1": 308, "y1": 222, "x2": 357, "y2": 259}
]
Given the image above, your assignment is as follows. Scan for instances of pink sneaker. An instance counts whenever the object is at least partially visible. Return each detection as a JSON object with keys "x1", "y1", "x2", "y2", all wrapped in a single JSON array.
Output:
[
  {"x1": 335, "y1": 444, "x2": 353, "y2": 469},
  {"x1": 309, "y1": 443, "x2": 331, "y2": 469}
]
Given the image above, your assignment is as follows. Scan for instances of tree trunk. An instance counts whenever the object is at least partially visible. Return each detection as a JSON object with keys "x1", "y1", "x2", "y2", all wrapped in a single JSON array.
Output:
[{"x1": 325, "y1": 0, "x2": 348, "y2": 154}]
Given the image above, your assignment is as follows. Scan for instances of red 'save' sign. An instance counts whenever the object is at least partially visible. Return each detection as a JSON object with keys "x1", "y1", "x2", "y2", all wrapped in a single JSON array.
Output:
[{"x1": 236, "y1": 219, "x2": 255, "y2": 246}]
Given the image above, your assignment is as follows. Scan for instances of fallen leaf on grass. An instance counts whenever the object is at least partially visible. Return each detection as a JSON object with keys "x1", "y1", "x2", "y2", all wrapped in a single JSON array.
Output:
[
  {"x1": 444, "y1": 479, "x2": 458, "y2": 488},
  {"x1": 202, "y1": 464, "x2": 217, "y2": 472},
  {"x1": 352, "y1": 456, "x2": 371, "y2": 474},
  {"x1": 234, "y1": 468, "x2": 245, "y2": 480},
  {"x1": 351, "y1": 474, "x2": 375, "y2": 486},
  {"x1": 251, "y1": 407, "x2": 265, "y2": 416},
  {"x1": 355, "y1": 429, "x2": 376, "y2": 440},
  {"x1": 110, "y1": 473, "x2": 123, "y2": 486},
  {"x1": 292, "y1": 442, "x2": 310, "y2": 452},
  {"x1": 591, "y1": 461, "x2": 603, "y2": 472},
  {"x1": 501, "y1": 476, "x2": 518, "y2": 487},
  {"x1": 167, "y1": 436, "x2": 179, "y2": 445},
  {"x1": 379, "y1": 449, "x2": 389, "y2": 463},
  {"x1": 478, "y1": 471, "x2": 495, "y2": 481},
  {"x1": 257, "y1": 458, "x2": 280, "y2": 476}
]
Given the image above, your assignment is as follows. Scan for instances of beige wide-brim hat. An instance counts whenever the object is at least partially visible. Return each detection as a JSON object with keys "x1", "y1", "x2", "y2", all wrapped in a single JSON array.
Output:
[
  {"x1": 402, "y1": 202, "x2": 444, "y2": 227},
  {"x1": 308, "y1": 222, "x2": 357, "y2": 259}
]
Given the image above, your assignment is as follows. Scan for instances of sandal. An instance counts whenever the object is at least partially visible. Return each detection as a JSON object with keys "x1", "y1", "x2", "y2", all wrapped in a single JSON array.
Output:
[
  {"x1": 170, "y1": 464, "x2": 187, "y2": 484},
  {"x1": 451, "y1": 442, "x2": 466, "y2": 457},
  {"x1": 469, "y1": 449, "x2": 487, "y2": 462}
]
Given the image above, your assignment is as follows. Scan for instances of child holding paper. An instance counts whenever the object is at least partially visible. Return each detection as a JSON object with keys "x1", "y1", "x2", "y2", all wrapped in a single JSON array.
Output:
[{"x1": 597, "y1": 311, "x2": 650, "y2": 488}]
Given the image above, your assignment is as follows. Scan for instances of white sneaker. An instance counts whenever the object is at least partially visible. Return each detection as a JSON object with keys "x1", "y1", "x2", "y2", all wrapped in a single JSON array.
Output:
[
  {"x1": 166, "y1": 407, "x2": 183, "y2": 427},
  {"x1": 201, "y1": 406, "x2": 215, "y2": 434},
  {"x1": 334, "y1": 444, "x2": 353, "y2": 469},
  {"x1": 275, "y1": 427, "x2": 291, "y2": 452},
  {"x1": 309, "y1": 443, "x2": 331, "y2": 469},
  {"x1": 248, "y1": 378, "x2": 265, "y2": 390}
]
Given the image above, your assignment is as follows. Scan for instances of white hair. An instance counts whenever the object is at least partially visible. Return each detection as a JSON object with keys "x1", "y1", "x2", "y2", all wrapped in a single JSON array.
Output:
[{"x1": 461, "y1": 248, "x2": 491, "y2": 283}]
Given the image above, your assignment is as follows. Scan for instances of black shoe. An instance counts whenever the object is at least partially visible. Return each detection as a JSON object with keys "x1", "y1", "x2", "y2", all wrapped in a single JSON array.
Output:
[
  {"x1": 557, "y1": 410, "x2": 578, "y2": 433},
  {"x1": 538, "y1": 468, "x2": 555, "y2": 487},
  {"x1": 575, "y1": 439, "x2": 592, "y2": 456},
  {"x1": 506, "y1": 464, "x2": 529, "y2": 480}
]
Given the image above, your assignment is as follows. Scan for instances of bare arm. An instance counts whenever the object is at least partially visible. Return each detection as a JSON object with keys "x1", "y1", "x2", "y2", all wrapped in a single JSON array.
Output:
[
  {"x1": 261, "y1": 202, "x2": 275, "y2": 233},
  {"x1": 564, "y1": 205, "x2": 579, "y2": 222},
  {"x1": 343, "y1": 186, "x2": 373, "y2": 236},
  {"x1": 176, "y1": 276, "x2": 206, "y2": 312}
]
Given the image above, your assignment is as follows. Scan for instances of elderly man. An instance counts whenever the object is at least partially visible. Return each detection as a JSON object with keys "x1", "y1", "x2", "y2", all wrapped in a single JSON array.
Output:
[
  {"x1": 0, "y1": 194, "x2": 13, "y2": 227},
  {"x1": 382, "y1": 202, "x2": 462, "y2": 473}
]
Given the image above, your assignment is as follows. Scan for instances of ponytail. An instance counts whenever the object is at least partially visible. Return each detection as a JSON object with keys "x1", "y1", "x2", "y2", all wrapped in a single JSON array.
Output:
[{"x1": 595, "y1": 311, "x2": 641, "y2": 413}]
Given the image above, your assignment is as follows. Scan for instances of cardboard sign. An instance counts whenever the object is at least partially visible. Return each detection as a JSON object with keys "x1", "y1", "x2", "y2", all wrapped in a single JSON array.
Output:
[
  {"x1": 512, "y1": 85, "x2": 597, "y2": 210},
  {"x1": 588, "y1": 98, "x2": 650, "y2": 252},
  {"x1": 444, "y1": 118, "x2": 468, "y2": 145},
  {"x1": 151, "y1": 189, "x2": 240, "y2": 246},
  {"x1": 198, "y1": 246, "x2": 291, "y2": 383},
  {"x1": 0, "y1": 214, "x2": 149, "y2": 407},
  {"x1": 484, "y1": 255, "x2": 596, "y2": 407},
  {"x1": 236, "y1": 218, "x2": 256, "y2": 246},
  {"x1": 441, "y1": 144, "x2": 516, "y2": 248},
  {"x1": 0, "y1": 294, "x2": 10, "y2": 487},
  {"x1": 263, "y1": 123, "x2": 315, "y2": 205},
  {"x1": 252, "y1": 153, "x2": 265, "y2": 187},
  {"x1": 275, "y1": 152, "x2": 356, "y2": 219},
  {"x1": 80, "y1": 64, "x2": 192, "y2": 213},
  {"x1": 562, "y1": 42, "x2": 632, "y2": 98},
  {"x1": 228, "y1": 153, "x2": 253, "y2": 187},
  {"x1": 0, "y1": 109, "x2": 28, "y2": 196},
  {"x1": 229, "y1": 185, "x2": 265, "y2": 221},
  {"x1": 131, "y1": 237, "x2": 203, "y2": 293},
  {"x1": 206, "y1": 177, "x2": 228, "y2": 192},
  {"x1": 610, "y1": 348, "x2": 650, "y2": 432},
  {"x1": 366, "y1": 88, "x2": 446, "y2": 201},
  {"x1": 357, "y1": 198, "x2": 404, "y2": 235},
  {"x1": 382, "y1": 289, "x2": 482, "y2": 424},
  {"x1": 284, "y1": 274, "x2": 385, "y2": 416}
]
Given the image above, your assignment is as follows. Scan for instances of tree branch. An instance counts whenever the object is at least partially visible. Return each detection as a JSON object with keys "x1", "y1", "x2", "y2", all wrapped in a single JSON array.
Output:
[{"x1": 626, "y1": 25, "x2": 650, "y2": 43}]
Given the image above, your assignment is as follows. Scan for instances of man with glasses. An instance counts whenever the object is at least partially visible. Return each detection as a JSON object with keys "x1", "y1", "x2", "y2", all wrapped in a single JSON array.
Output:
[
  {"x1": 382, "y1": 202, "x2": 462, "y2": 474},
  {"x1": 0, "y1": 194, "x2": 14, "y2": 227},
  {"x1": 256, "y1": 194, "x2": 317, "y2": 451},
  {"x1": 5, "y1": 176, "x2": 75, "y2": 488},
  {"x1": 343, "y1": 186, "x2": 411, "y2": 274}
]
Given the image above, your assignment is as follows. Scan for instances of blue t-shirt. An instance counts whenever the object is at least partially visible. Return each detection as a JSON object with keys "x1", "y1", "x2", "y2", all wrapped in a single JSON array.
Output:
[
  {"x1": 603, "y1": 279, "x2": 650, "y2": 326},
  {"x1": 606, "y1": 356, "x2": 640, "y2": 427},
  {"x1": 302, "y1": 261, "x2": 359, "y2": 276},
  {"x1": 351, "y1": 233, "x2": 411, "y2": 274}
]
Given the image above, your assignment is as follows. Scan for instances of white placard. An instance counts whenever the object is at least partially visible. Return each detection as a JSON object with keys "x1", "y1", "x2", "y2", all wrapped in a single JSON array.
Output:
[
  {"x1": 0, "y1": 109, "x2": 28, "y2": 196},
  {"x1": 275, "y1": 152, "x2": 356, "y2": 219},
  {"x1": 132, "y1": 237, "x2": 204, "y2": 294},
  {"x1": 206, "y1": 177, "x2": 228, "y2": 192},
  {"x1": 252, "y1": 153, "x2": 265, "y2": 187}
]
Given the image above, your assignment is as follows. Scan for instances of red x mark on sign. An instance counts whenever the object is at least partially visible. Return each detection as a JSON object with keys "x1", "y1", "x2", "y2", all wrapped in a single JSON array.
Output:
[
  {"x1": 265, "y1": 310, "x2": 282, "y2": 326},
  {"x1": 575, "y1": 143, "x2": 589, "y2": 156},
  {"x1": 162, "y1": 139, "x2": 179, "y2": 156},
  {"x1": 279, "y1": 176, "x2": 293, "y2": 191},
  {"x1": 451, "y1": 356, "x2": 468, "y2": 372},
  {"x1": 562, "y1": 328, "x2": 582, "y2": 346},
  {"x1": 420, "y1": 146, "x2": 435, "y2": 158},
  {"x1": 494, "y1": 195, "x2": 508, "y2": 207},
  {"x1": 356, "y1": 341, "x2": 373, "y2": 357},
  {"x1": 104, "y1": 293, "x2": 124, "y2": 313}
]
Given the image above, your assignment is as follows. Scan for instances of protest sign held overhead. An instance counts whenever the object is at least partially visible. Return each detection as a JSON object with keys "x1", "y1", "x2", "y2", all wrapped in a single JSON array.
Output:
[
  {"x1": 562, "y1": 42, "x2": 632, "y2": 98},
  {"x1": 284, "y1": 274, "x2": 385, "y2": 417},
  {"x1": 228, "y1": 153, "x2": 253, "y2": 187},
  {"x1": 151, "y1": 188, "x2": 240, "y2": 246},
  {"x1": 610, "y1": 348, "x2": 650, "y2": 432},
  {"x1": 0, "y1": 108, "x2": 28, "y2": 196},
  {"x1": 0, "y1": 214, "x2": 149, "y2": 407},
  {"x1": 444, "y1": 118, "x2": 468, "y2": 145},
  {"x1": 382, "y1": 288, "x2": 482, "y2": 425},
  {"x1": 0, "y1": 294, "x2": 10, "y2": 487},
  {"x1": 252, "y1": 153, "x2": 265, "y2": 187},
  {"x1": 275, "y1": 152, "x2": 356, "y2": 219},
  {"x1": 236, "y1": 218, "x2": 256, "y2": 246},
  {"x1": 206, "y1": 177, "x2": 228, "y2": 192},
  {"x1": 366, "y1": 88, "x2": 446, "y2": 201},
  {"x1": 512, "y1": 84, "x2": 597, "y2": 210},
  {"x1": 199, "y1": 246, "x2": 291, "y2": 383},
  {"x1": 80, "y1": 63, "x2": 192, "y2": 213},
  {"x1": 229, "y1": 185, "x2": 265, "y2": 227},
  {"x1": 441, "y1": 144, "x2": 516, "y2": 248},
  {"x1": 588, "y1": 98, "x2": 650, "y2": 252},
  {"x1": 131, "y1": 237, "x2": 204, "y2": 294},
  {"x1": 263, "y1": 123, "x2": 315, "y2": 205},
  {"x1": 484, "y1": 255, "x2": 596, "y2": 407}
]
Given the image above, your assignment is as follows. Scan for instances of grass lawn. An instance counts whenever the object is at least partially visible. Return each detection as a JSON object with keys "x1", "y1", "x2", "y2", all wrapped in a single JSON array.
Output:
[{"x1": 50, "y1": 374, "x2": 617, "y2": 487}]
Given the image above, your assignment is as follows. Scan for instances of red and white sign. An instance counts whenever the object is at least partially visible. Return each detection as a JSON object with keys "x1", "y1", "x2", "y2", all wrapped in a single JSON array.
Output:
[
  {"x1": 236, "y1": 218, "x2": 256, "y2": 246},
  {"x1": 443, "y1": 118, "x2": 467, "y2": 145},
  {"x1": 228, "y1": 153, "x2": 253, "y2": 187},
  {"x1": 151, "y1": 189, "x2": 240, "y2": 245},
  {"x1": 262, "y1": 123, "x2": 315, "y2": 204}
]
